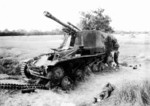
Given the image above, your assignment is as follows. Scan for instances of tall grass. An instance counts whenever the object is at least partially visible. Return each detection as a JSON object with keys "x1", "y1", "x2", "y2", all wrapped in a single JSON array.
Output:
[
  {"x1": 0, "y1": 58, "x2": 21, "y2": 75},
  {"x1": 96, "y1": 78, "x2": 150, "y2": 106},
  {"x1": 118, "y1": 80, "x2": 150, "y2": 106}
]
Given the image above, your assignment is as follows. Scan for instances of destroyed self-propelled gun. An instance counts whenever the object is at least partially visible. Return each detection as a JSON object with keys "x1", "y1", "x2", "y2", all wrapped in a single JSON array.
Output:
[{"x1": 21, "y1": 11, "x2": 108, "y2": 90}]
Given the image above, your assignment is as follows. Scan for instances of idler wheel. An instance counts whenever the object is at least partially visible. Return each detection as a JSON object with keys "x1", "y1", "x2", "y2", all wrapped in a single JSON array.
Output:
[{"x1": 61, "y1": 76, "x2": 73, "y2": 90}]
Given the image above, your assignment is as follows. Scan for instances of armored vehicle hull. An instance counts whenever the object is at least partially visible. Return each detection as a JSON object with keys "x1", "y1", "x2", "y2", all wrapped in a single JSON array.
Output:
[
  {"x1": 21, "y1": 30, "x2": 108, "y2": 90},
  {"x1": 20, "y1": 12, "x2": 119, "y2": 91}
]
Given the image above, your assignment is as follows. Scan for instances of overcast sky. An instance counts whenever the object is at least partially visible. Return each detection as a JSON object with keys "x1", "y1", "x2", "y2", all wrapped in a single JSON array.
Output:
[{"x1": 0, "y1": 0, "x2": 150, "y2": 31}]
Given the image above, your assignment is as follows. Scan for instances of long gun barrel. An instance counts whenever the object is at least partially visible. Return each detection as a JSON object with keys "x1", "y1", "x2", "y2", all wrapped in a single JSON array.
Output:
[
  {"x1": 67, "y1": 22, "x2": 81, "y2": 31},
  {"x1": 44, "y1": 11, "x2": 77, "y2": 33}
]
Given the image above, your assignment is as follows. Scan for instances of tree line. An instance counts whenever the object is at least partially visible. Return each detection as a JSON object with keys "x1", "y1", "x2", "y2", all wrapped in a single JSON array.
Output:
[
  {"x1": 0, "y1": 29, "x2": 64, "y2": 36},
  {"x1": 1, "y1": 8, "x2": 114, "y2": 36}
]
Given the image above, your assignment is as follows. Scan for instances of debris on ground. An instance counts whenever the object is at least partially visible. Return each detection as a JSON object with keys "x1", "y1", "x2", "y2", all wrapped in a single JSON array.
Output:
[
  {"x1": 93, "y1": 82, "x2": 115, "y2": 104},
  {"x1": 21, "y1": 88, "x2": 36, "y2": 94},
  {"x1": 133, "y1": 65, "x2": 138, "y2": 69}
]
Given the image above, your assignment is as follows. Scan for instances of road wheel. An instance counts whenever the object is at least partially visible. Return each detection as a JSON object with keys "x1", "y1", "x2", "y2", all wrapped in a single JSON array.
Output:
[
  {"x1": 61, "y1": 76, "x2": 73, "y2": 90},
  {"x1": 99, "y1": 62, "x2": 105, "y2": 71},
  {"x1": 75, "y1": 69, "x2": 84, "y2": 81},
  {"x1": 53, "y1": 67, "x2": 64, "y2": 80},
  {"x1": 84, "y1": 66, "x2": 92, "y2": 76},
  {"x1": 92, "y1": 63, "x2": 99, "y2": 72}
]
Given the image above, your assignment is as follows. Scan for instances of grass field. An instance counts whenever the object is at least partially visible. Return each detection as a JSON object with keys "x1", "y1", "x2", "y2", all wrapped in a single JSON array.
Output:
[{"x1": 0, "y1": 33, "x2": 150, "y2": 106}]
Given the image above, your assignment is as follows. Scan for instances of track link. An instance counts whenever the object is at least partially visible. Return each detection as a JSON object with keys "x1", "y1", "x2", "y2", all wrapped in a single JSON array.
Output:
[
  {"x1": 21, "y1": 62, "x2": 27, "y2": 79},
  {"x1": 0, "y1": 83, "x2": 48, "y2": 90}
]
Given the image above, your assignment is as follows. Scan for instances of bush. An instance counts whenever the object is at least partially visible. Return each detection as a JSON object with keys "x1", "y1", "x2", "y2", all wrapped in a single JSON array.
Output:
[
  {"x1": 0, "y1": 59, "x2": 21, "y2": 75},
  {"x1": 79, "y1": 8, "x2": 114, "y2": 33}
]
